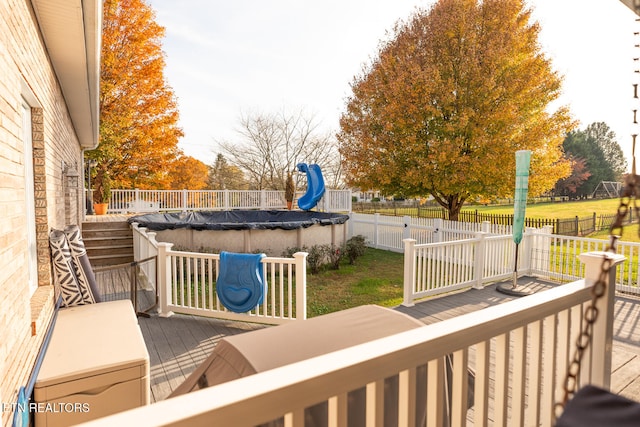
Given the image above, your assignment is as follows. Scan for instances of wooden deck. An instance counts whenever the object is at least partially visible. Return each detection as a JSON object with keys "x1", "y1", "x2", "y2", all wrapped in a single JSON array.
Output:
[{"x1": 94, "y1": 268, "x2": 640, "y2": 407}]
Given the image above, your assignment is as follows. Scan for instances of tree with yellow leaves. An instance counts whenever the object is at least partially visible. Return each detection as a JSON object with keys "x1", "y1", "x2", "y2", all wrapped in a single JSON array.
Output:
[
  {"x1": 87, "y1": 0, "x2": 183, "y2": 193},
  {"x1": 338, "y1": 0, "x2": 573, "y2": 220}
]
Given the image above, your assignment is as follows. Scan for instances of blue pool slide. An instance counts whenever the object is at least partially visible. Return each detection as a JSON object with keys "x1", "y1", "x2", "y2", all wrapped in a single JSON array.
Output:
[{"x1": 296, "y1": 163, "x2": 326, "y2": 211}]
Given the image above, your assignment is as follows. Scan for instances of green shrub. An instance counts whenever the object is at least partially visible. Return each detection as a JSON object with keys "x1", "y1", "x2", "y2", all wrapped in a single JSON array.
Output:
[
  {"x1": 345, "y1": 235, "x2": 367, "y2": 264},
  {"x1": 307, "y1": 245, "x2": 327, "y2": 274},
  {"x1": 281, "y1": 246, "x2": 306, "y2": 258},
  {"x1": 325, "y1": 244, "x2": 344, "y2": 270}
]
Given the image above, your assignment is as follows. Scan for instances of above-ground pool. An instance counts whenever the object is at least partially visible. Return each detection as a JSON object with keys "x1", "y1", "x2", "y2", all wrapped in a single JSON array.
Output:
[{"x1": 128, "y1": 210, "x2": 350, "y2": 255}]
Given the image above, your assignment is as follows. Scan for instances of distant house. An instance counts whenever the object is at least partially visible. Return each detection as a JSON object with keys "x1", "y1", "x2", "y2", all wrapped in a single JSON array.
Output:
[
  {"x1": 351, "y1": 188, "x2": 386, "y2": 202},
  {"x1": 0, "y1": 0, "x2": 100, "y2": 424}
]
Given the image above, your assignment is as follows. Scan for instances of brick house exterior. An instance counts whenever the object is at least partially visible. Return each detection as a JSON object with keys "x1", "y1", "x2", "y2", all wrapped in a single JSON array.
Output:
[{"x1": 0, "y1": 0, "x2": 100, "y2": 424}]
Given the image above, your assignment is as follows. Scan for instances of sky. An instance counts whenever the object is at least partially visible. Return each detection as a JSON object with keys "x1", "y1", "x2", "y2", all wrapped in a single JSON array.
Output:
[{"x1": 148, "y1": 0, "x2": 640, "y2": 169}]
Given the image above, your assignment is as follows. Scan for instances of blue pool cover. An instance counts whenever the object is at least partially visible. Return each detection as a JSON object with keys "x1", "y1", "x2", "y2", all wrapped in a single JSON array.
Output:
[{"x1": 128, "y1": 210, "x2": 349, "y2": 231}]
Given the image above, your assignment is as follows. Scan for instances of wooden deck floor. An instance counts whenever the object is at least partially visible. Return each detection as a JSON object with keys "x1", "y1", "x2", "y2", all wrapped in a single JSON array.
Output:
[{"x1": 95, "y1": 269, "x2": 640, "y2": 408}]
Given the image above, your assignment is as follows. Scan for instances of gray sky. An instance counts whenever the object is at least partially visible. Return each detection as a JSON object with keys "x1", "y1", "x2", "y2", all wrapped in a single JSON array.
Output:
[{"x1": 148, "y1": 0, "x2": 639, "y2": 168}]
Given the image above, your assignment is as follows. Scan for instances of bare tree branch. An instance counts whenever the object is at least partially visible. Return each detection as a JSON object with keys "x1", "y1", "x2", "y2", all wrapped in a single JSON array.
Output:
[{"x1": 219, "y1": 108, "x2": 343, "y2": 190}]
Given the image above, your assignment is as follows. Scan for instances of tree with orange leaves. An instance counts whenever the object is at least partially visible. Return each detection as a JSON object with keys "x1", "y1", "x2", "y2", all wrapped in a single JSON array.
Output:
[
  {"x1": 338, "y1": 0, "x2": 573, "y2": 220},
  {"x1": 167, "y1": 156, "x2": 209, "y2": 190},
  {"x1": 87, "y1": 0, "x2": 183, "y2": 194}
]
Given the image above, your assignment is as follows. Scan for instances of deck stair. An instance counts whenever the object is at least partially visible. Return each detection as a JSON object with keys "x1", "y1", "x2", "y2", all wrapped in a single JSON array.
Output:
[{"x1": 81, "y1": 220, "x2": 134, "y2": 267}]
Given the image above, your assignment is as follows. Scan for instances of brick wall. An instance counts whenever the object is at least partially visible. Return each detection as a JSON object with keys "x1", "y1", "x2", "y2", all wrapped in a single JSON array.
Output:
[{"x1": 0, "y1": 0, "x2": 87, "y2": 424}]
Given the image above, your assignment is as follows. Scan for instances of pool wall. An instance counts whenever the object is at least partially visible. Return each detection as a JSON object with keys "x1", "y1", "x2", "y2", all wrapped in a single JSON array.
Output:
[{"x1": 154, "y1": 222, "x2": 348, "y2": 255}]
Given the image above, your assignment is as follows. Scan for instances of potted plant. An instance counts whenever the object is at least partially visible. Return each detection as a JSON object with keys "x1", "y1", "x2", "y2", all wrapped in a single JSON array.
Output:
[
  {"x1": 92, "y1": 173, "x2": 111, "y2": 215},
  {"x1": 285, "y1": 172, "x2": 295, "y2": 210}
]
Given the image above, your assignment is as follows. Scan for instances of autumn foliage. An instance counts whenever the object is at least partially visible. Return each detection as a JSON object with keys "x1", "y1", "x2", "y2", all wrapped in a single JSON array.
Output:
[
  {"x1": 554, "y1": 155, "x2": 591, "y2": 196},
  {"x1": 88, "y1": 0, "x2": 188, "y2": 192},
  {"x1": 168, "y1": 156, "x2": 209, "y2": 190},
  {"x1": 338, "y1": 0, "x2": 573, "y2": 219}
]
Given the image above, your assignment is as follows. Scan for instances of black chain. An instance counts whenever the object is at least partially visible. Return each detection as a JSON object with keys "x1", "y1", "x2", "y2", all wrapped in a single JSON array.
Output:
[{"x1": 555, "y1": 173, "x2": 639, "y2": 417}]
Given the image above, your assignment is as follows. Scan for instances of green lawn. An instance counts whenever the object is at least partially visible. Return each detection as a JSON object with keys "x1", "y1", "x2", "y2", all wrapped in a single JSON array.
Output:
[
  {"x1": 306, "y1": 248, "x2": 404, "y2": 317},
  {"x1": 592, "y1": 223, "x2": 640, "y2": 243},
  {"x1": 465, "y1": 198, "x2": 622, "y2": 219},
  {"x1": 366, "y1": 198, "x2": 624, "y2": 220}
]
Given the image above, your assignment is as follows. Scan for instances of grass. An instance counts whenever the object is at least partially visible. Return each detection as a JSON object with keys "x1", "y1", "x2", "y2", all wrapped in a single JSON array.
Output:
[
  {"x1": 592, "y1": 223, "x2": 640, "y2": 243},
  {"x1": 306, "y1": 248, "x2": 404, "y2": 317},
  {"x1": 365, "y1": 198, "x2": 623, "y2": 220},
  {"x1": 373, "y1": 198, "x2": 640, "y2": 241},
  {"x1": 466, "y1": 198, "x2": 622, "y2": 219}
]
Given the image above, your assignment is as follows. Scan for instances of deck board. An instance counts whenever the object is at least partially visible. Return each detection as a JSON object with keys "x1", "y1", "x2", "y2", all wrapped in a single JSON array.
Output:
[{"x1": 95, "y1": 271, "x2": 640, "y2": 414}]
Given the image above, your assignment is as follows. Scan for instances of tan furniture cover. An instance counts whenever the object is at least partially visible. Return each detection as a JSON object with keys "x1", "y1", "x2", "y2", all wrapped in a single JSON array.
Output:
[
  {"x1": 34, "y1": 300, "x2": 150, "y2": 426},
  {"x1": 170, "y1": 305, "x2": 429, "y2": 426}
]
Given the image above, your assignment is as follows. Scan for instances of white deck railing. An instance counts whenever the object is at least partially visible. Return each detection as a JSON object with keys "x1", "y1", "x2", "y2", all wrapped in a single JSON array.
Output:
[
  {"x1": 402, "y1": 230, "x2": 640, "y2": 305},
  {"x1": 82, "y1": 252, "x2": 624, "y2": 427},
  {"x1": 107, "y1": 188, "x2": 352, "y2": 213},
  {"x1": 132, "y1": 224, "x2": 308, "y2": 324},
  {"x1": 528, "y1": 230, "x2": 640, "y2": 295},
  {"x1": 402, "y1": 234, "x2": 517, "y2": 305}
]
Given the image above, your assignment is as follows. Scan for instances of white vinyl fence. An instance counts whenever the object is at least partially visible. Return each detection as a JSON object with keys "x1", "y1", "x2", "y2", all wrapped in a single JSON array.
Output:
[
  {"x1": 107, "y1": 189, "x2": 351, "y2": 213},
  {"x1": 132, "y1": 224, "x2": 308, "y2": 324},
  {"x1": 348, "y1": 213, "x2": 512, "y2": 251}
]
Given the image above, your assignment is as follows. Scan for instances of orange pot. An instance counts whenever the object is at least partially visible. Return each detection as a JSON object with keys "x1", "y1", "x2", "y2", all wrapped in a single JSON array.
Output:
[{"x1": 93, "y1": 203, "x2": 109, "y2": 215}]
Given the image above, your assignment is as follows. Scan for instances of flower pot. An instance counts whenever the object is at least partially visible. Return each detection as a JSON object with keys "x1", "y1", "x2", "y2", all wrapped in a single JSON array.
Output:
[
  {"x1": 93, "y1": 203, "x2": 109, "y2": 215},
  {"x1": 286, "y1": 201, "x2": 293, "y2": 210}
]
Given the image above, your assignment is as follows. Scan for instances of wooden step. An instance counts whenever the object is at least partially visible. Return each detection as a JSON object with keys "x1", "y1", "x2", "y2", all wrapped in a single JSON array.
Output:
[
  {"x1": 82, "y1": 220, "x2": 134, "y2": 267},
  {"x1": 90, "y1": 254, "x2": 134, "y2": 268},
  {"x1": 82, "y1": 220, "x2": 131, "y2": 230},
  {"x1": 86, "y1": 244, "x2": 134, "y2": 257},
  {"x1": 83, "y1": 236, "x2": 133, "y2": 247},
  {"x1": 83, "y1": 230, "x2": 132, "y2": 240}
]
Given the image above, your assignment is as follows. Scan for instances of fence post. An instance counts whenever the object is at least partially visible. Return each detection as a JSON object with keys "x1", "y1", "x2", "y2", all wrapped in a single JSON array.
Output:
[
  {"x1": 473, "y1": 232, "x2": 487, "y2": 289},
  {"x1": 578, "y1": 251, "x2": 625, "y2": 389},
  {"x1": 433, "y1": 218, "x2": 443, "y2": 243},
  {"x1": 261, "y1": 190, "x2": 267, "y2": 210},
  {"x1": 403, "y1": 215, "x2": 411, "y2": 240},
  {"x1": 157, "y1": 242, "x2": 174, "y2": 318},
  {"x1": 402, "y1": 239, "x2": 416, "y2": 306},
  {"x1": 139, "y1": 227, "x2": 148, "y2": 262},
  {"x1": 293, "y1": 252, "x2": 308, "y2": 320},
  {"x1": 374, "y1": 213, "x2": 380, "y2": 248},
  {"x1": 181, "y1": 189, "x2": 188, "y2": 213},
  {"x1": 131, "y1": 223, "x2": 141, "y2": 261},
  {"x1": 140, "y1": 231, "x2": 157, "y2": 291}
]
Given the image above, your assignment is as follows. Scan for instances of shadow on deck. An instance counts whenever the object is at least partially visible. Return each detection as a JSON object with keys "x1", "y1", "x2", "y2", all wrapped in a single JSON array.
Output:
[{"x1": 95, "y1": 269, "x2": 640, "y2": 404}]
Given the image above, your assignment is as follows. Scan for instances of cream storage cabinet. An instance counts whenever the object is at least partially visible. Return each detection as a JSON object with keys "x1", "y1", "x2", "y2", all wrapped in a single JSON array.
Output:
[{"x1": 34, "y1": 300, "x2": 150, "y2": 426}]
